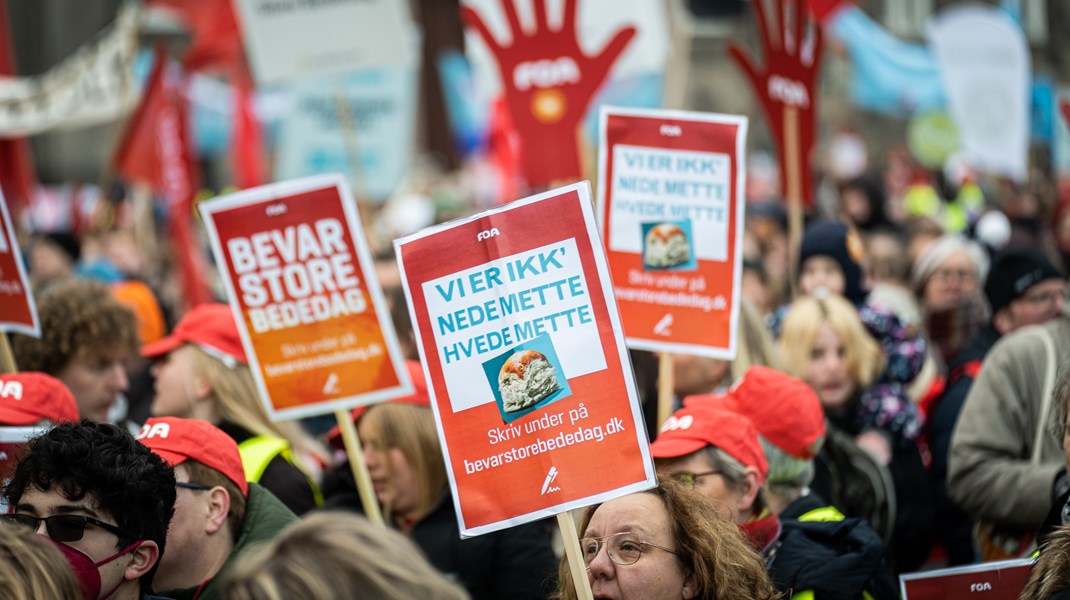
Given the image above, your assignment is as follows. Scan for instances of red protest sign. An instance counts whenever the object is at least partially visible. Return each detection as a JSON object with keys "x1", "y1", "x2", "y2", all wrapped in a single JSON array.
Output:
[
  {"x1": 597, "y1": 107, "x2": 747, "y2": 357},
  {"x1": 396, "y1": 182, "x2": 655, "y2": 536},
  {"x1": 0, "y1": 189, "x2": 37, "y2": 337},
  {"x1": 462, "y1": 0, "x2": 636, "y2": 188},
  {"x1": 199, "y1": 175, "x2": 411, "y2": 420},
  {"x1": 728, "y1": 0, "x2": 822, "y2": 208},
  {"x1": 899, "y1": 558, "x2": 1033, "y2": 600}
]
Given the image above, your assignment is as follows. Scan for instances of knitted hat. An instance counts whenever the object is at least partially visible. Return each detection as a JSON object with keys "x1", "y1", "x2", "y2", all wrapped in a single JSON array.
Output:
[
  {"x1": 983, "y1": 248, "x2": 1063, "y2": 315},
  {"x1": 798, "y1": 220, "x2": 867, "y2": 304}
]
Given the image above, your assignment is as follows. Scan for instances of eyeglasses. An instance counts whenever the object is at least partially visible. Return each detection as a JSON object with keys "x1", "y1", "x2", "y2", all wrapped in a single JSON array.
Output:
[
  {"x1": 580, "y1": 532, "x2": 679, "y2": 567},
  {"x1": 176, "y1": 482, "x2": 212, "y2": 491},
  {"x1": 669, "y1": 470, "x2": 721, "y2": 487},
  {"x1": 0, "y1": 513, "x2": 134, "y2": 543},
  {"x1": 1019, "y1": 289, "x2": 1064, "y2": 307}
]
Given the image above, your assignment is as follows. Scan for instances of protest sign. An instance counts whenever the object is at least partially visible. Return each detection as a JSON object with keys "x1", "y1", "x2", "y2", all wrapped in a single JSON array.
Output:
[
  {"x1": 232, "y1": 0, "x2": 413, "y2": 86},
  {"x1": 727, "y1": 0, "x2": 821, "y2": 210},
  {"x1": 0, "y1": 189, "x2": 37, "y2": 338},
  {"x1": 199, "y1": 174, "x2": 411, "y2": 420},
  {"x1": 899, "y1": 558, "x2": 1034, "y2": 600},
  {"x1": 0, "y1": 6, "x2": 137, "y2": 137},
  {"x1": 396, "y1": 182, "x2": 655, "y2": 536},
  {"x1": 274, "y1": 49, "x2": 419, "y2": 202},
  {"x1": 927, "y1": 4, "x2": 1030, "y2": 181},
  {"x1": 1053, "y1": 89, "x2": 1070, "y2": 178},
  {"x1": 597, "y1": 107, "x2": 747, "y2": 359}
]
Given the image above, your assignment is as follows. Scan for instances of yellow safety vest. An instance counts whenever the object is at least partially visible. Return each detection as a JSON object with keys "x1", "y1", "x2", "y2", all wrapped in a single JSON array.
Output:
[
  {"x1": 791, "y1": 505, "x2": 873, "y2": 600},
  {"x1": 237, "y1": 435, "x2": 323, "y2": 506}
]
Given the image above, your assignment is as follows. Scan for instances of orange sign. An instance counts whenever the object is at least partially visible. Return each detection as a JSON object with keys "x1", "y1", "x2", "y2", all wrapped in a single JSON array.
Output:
[
  {"x1": 396, "y1": 182, "x2": 655, "y2": 536},
  {"x1": 0, "y1": 189, "x2": 37, "y2": 336},
  {"x1": 597, "y1": 107, "x2": 747, "y2": 358},
  {"x1": 200, "y1": 175, "x2": 411, "y2": 420}
]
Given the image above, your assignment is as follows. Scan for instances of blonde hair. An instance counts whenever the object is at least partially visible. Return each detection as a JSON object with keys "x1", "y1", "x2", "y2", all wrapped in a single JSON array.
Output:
[
  {"x1": 360, "y1": 403, "x2": 447, "y2": 520},
  {"x1": 731, "y1": 299, "x2": 782, "y2": 380},
  {"x1": 555, "y1": 479, "x2": 778, "y2": 600},
  {"x1": 220, "y1": 512, "x2": 469, "y2": 600},
  {"x1": 0, "y1": 525, "x2": 82, "y2": 599},
  {"x1": 778, "y1": 295, "x2": 884, "y2": 390},
  {"x1": 187, "y1": 346, "x2": 327, "y2": 464}
]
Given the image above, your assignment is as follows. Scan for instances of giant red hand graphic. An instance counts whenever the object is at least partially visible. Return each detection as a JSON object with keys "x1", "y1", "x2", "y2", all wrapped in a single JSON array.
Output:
[
  {"x1": 728, "y1": 0, "x2": 823, "y2": 207},
  {"x1": 462, "y1": 0, "x2": 636, "y2": 188}
]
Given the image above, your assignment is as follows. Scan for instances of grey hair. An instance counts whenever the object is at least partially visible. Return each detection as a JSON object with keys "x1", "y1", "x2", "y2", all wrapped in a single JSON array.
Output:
[
  {"x1": 699, "y1": 446, "x2": 750, "y2": 495},
  {"x1": 910, "y1": 234, "x2": 990, "y2": 294},
  {"x1": 759, "y1": 437, "x2": 814, "y2": 500}
]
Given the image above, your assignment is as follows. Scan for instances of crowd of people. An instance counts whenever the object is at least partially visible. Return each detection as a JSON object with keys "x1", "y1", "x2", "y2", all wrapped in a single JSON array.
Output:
[{"x1": 4, "y1": 12, "x2": 1070, "y2": 593}]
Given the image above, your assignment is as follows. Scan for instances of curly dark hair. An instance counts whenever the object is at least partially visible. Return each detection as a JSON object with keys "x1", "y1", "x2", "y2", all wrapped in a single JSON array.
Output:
[
  {"x1": 3, "y1": 420, "x2": 176, "y2": 594},
  {"x1": 10, "y1": 278, "x2": 138, "y2": 374}
]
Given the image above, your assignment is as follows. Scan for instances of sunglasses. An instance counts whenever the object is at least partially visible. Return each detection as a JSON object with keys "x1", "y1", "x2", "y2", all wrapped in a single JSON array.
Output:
[{"x1": 0, "y1": 513, "x2": 134, "y2": 543}]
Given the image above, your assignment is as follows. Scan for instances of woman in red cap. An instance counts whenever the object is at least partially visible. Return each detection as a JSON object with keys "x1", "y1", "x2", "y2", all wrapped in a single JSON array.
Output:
[{"x1": 143, "y1": 303, "x2": 326, "y2": 515}]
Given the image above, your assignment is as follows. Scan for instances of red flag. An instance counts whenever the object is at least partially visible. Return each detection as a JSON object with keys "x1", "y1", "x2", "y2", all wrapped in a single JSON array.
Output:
[
  {"x1": 0, "y1": 0, "x2": 37, "y2": 210},
  {"x1": 112, "y1": 48, "x2": 212, "y2": 309},
  {"x1": 147, "y1": 0, "x2": 246, "y2": 78},
  {"x1": 232, "y1": 80, "x2": 267, "y2": 189}
]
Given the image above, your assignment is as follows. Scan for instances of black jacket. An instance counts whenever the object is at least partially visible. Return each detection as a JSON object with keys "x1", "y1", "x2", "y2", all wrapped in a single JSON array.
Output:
[{"x1": 767, "y1": 517, "x2": 898, "y2": 600}]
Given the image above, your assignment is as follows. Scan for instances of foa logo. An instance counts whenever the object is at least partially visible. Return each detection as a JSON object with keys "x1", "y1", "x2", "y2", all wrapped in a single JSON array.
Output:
[
  {"x1": 660, "y1": 414, "x2": 694, "y2": 433},
  {"x1": 660, "y1": 124, "x2": 682, "y2": 137},
  {"x1": 477, "y1": 228, "x2": 501, "y2": 241},
  {"x1": 137, "y1": 423, "x2": 171, "y2": 440}
]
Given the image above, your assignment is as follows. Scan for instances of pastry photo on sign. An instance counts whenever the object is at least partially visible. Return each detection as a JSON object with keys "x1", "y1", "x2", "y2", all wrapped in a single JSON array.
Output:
[
  {"x1": 642, "y1": 220, "x2": 696, "y2": 271},
  {"x1": 482, "y1": 335, "x2": 572, "y2": 424}
]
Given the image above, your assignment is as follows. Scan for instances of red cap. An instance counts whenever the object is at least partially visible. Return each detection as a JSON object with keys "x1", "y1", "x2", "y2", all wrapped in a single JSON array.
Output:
[
  {"x1": 650, "y1": 405, "x2": 768, "y2": 484},
  {"x1": 141, "y1": 304, "x2": 247, "y2": 365},
  {"x1": 0, "y1": 372, "x2": 79, "y2": 425},
  {"x1": 724, "y1": 366, "x2": 826, "y2": 460},
  {"x1": 326, "y1": 360, "x2": 429, "y2": 449},
  {"x1": 136, "y1": 417, "x2": 249, "y2": 497}
]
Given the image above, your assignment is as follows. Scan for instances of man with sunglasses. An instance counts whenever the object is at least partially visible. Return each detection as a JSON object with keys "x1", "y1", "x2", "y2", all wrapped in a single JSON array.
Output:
[
  {"x1": 1, "y1": 420, "x2": 175, "y2": 600},
  {"x1": 136, "y1": 416, "x2": 296, "y2": 600}
]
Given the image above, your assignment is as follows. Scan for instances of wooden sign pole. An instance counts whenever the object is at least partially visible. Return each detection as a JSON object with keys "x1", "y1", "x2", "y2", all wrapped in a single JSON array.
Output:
[{"x1": 334, "y1": 408, "x2": 385, "y2": 526}]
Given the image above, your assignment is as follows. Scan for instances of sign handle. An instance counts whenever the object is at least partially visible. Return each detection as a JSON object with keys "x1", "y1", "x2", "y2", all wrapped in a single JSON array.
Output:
[
  {"x1": 0, "y1": 333, "x2": 16, "y2": 374},
  {"x1": 557, "y1": 510, "x2": 594, "y2": 600},
  {"x1": 333, "y1": 408, "x2": 385, "y2": 526},
  {"x1": 657, "y1": 352, "x2": 674, "y2": 428},
  {"x1": 783, "y1": 106, "x2": 803, "y2": 298}
]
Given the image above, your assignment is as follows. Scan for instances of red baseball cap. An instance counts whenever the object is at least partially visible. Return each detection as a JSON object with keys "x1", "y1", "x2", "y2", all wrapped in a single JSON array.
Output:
[
  {"x1": 723, "y1": 366, "x2": 826, "y2": 460},
  {"x1": 136, "y1": 417, "x2": 249, "y2": 497},
  {"x1": 650, "y1": 405, "x2": 768, "y2": 484},
  {"x1": 0, "y1": 372, "x2": 79, "y2": 425},
  {"x1": 326, "y1": 360, "x2": 430, "y2": 449},
  {"x1": 141, "y1": 303, "x2": 247, "y2": 365}
]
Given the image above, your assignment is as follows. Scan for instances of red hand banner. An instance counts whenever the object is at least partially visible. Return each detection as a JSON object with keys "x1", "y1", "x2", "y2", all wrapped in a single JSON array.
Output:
[
  {"x1": 462, "y1": 0, "x2": 635, "y2": 188},
  {"x1": 1060, "y1": 98, "x2": 1070, "y2": 130},
  {"x1": 728, "y1": 0, "x2": 822, "y2": 208}
]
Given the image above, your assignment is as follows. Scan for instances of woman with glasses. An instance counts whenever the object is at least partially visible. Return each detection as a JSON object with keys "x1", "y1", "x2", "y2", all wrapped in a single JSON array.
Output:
[{"x1": 555, "y1": 478, "x2": 775, "y2": 600}]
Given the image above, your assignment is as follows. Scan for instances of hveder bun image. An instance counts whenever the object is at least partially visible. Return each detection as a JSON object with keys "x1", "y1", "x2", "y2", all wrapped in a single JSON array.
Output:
[
  {"x1": 644, "y1": 223, "x2": 690, "y2": 268},
  {"x1": 498, "y1": 350, "x2": 560, "y2": 413}
]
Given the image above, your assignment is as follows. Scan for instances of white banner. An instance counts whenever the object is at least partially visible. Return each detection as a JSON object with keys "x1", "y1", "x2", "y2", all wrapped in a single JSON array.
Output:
[
  {"x1": 926, "y1": 5, "x2": 1030, "y2": 181},
  {"x1": 232, "y1": 0, "x2": 414, "y2": 86},
  {"x1": 0, "y1": 7, "x2": 138, "y2": 138}
]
